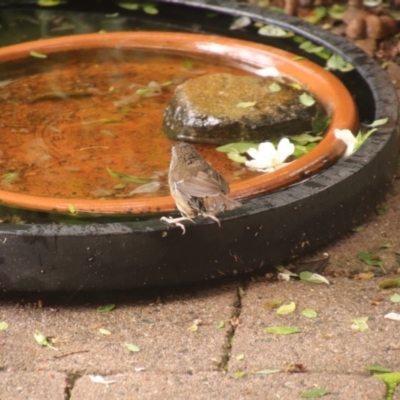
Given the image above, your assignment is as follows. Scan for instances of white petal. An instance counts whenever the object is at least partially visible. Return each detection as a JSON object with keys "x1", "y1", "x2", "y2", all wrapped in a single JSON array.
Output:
[
  {"x1": 89, "y1": 375, "x2": 116, "y2": 385},
  {"x1": 258, "y1": 141, "x2": 276, "y2": 158},
  {"x1": 276, "y1": 138, "x2": 295, "y2": 162},
  {"x1": 384, "y1": 312, "x2": 400, "y2": 321},
  {"x1": 334, "y1": 129, "x2": 356, "y2": 157},
  {"x1": 246, "y1": 147, "x2": 260, "y2": 159}
]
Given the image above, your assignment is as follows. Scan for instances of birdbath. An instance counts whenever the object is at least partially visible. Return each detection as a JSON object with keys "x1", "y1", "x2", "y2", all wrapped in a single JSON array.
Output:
[{"x1": 0, "y1": 0, "x2": 397, "y2": 291}]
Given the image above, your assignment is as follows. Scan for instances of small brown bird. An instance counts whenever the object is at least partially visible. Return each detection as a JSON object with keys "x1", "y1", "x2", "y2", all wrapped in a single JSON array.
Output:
[{"x1": 161, "y1": 142, "x2": 241, "y2": 234}]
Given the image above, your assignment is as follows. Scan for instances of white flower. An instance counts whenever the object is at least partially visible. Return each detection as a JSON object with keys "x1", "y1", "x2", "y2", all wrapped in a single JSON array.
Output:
[
  {"x1": 245, "y1": 138, "x2": 295, "y2": 172},
  {"x1": 334, "y1": 128, "x2": 356, "y2": 158}
]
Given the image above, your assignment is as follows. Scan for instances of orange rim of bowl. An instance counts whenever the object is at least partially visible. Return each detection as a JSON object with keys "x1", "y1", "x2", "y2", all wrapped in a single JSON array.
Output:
[{"x1": 0, "y1": 32, "x2": 358, "y2": 215}]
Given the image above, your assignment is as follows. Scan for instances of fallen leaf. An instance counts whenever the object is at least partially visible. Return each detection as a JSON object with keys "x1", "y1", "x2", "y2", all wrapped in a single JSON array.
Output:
[
  {"x1": 236, "y1": 101, "x2": 256, "y2": 108},
  {"x1": 216, "y1": 321, "x2": 225, "y2": 329},
  {"x1": 254, "y1": 369, "x2": 281, "y2": 374},
  {"x1": 262, "y1": 299, "x2": 283, "y2": 310},
  {"x1": 351, "y1": 226, "x2": 364, "y2": 232},
  {"x1": 365, "y1": 365, "x2": 392, "y2": 373},
  {"x1": 229, "y1": 16, "x2": 251, "y2": 30},
  {"x1": 236, "y1": 354, "x2": 245, "y2": 361},
  {"x1": 0, "y1": 321, "x2": 8, "y2": 331},
  {"x1": 302, "y1": 308, "x2": 317, "y2": 318},
  {"x1": 125, "y1": 343, "x2": 140, "y2": 352},
  {"x1": 390, "y1": 293, "x2": 400, "y2": 303},
  {"x1": 299, "y1": 92, "x2": 315, "y2": 107},
  {"x1": 379, "y1": 279, "x2": 400, "y2": 289},
  {"x1": 233, "y1": 371, "x2": 246, "y2": 379},
  {"x1": 258, "y1": 25, "x2": 293, "y2": 37},
  {"x1": 300, "y1": 271, "x2": 330, "y2": 284},
  {"x1": 89, "y1": 375, "x2": 116, "y2": 385},
  {"x1": 99, "y1": 328, "x2": 111, "y2": 335},
  {"x1": 357, "y1": 272, "x2": 375, "y2": 280},
  {"x1": 300, "y1": 388, "x2": 330, "y2": 398},
  {"x1": 263, "y1": 326, "x2": 301, "y2": 335},
  {"x1": 30, "y1": 50, "x2": 48, "y2": 59},
  {"x1": 277, "y1": 302, "x2": 296, "y2": 315},
  {"x1": 376, "y1": 205, "x2": 388, "y2": 215},
  {"x1": 33, "y1": 330, "x2": 58, "y2": 350},
  {"x1": 97, "y1": 304, "x2": 116, "y2": 313},
  {"x1": 351, "y1": 317, "x2": 368, "y2": 332},
  {"x1": 357, "y1": 252, "x2": 385, "y2": 273}
]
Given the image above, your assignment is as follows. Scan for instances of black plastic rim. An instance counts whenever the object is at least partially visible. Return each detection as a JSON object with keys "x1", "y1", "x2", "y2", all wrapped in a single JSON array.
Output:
[{"x1": 0, "y1": 0, "x2": 398, "y2": 291}]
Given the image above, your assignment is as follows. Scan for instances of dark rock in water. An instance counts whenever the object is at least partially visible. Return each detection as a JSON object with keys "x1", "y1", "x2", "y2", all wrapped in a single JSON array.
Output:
[{"x1": 163, "y1": 73, "x2": 320, "y2": 145}]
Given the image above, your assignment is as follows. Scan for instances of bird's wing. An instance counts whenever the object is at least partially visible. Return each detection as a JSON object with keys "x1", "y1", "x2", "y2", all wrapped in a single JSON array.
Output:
[{"x1": 176, "y1": 170, "x2": 227, "y2": 197}]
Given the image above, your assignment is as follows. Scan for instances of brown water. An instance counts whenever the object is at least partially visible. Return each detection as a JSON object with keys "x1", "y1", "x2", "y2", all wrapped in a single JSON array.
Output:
[{"x1": 0, "y1": 49, "x2": 263, "y2": 199}]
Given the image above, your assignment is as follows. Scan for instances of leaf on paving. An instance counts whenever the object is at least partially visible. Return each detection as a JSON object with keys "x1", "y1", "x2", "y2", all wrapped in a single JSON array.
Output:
[
  {"x1": 216, "y1": 321, "x2": 225, "y2": 329},
  {"x1": 384, "y1": 312, "x2": 400, "y2": 321},
  {"x1": 381, "y1": 242, "x2": 392, "y2": 249},
  {"x1": 357, "y1": 252, "x2": 386, "y2": 273},
  {"x1": 0, "y1": 321, "x2": 9, "y2": 331},
  {"x1": 351, "y1": 317, "x2": 368, "y2": 332},
  {"x1": 373, "y1": 372, "x2": 400, "y2": 386},
  {"x1": 125, "y1": 343, "x2": 140, "y2": 352},
  {"x1": 357, "y1": 272, "x2": 375, "y2": 280},
  {"x1": 302, "y1": 308, "x2": 317, "y2": 318},
  {"x1": 89, "y1": 375, "x2": 116, "y2": 385},
  {"x1": 99, "y1": 328, "x2": 111, "y2": 335},
  {"x1": 238, "y1": 287, "x2": 245, "y2": 298},
  {"x1": 378, "y1": 279, "x2": 400, "y2": 289},
  {"x1": 233, "y1": 371, "x2": 246, "y2": 379},
  {"x1": 300, "y1": 388, "x2": 330, "y2": 398},
  {"x1": 291, "y1": 253, "x2": 329, "y2": 274},
  {"x1": 390, "y1": 293, "x2": 400, "y2": 303},
  {"x1": 229, "y1": 16, "x2": 251, "y2": 30},
  {"x1": 278, "y1": 272, "x2": 291, "y2": 281},
  {"x1": 299, "y1": 271, "x2": 330, "y2": 284},
  {"x1": 376, "y1": 205, "x2": 388, "y2": 215},
  {"x1": 33, "y1": 330, "x2": 58, "y2": 350},
  {"x1": 276, "y1": 302, "x2": 296, "y2": 315},
  {"x1": 263, "y1": 326, "x2": 301, "y2": 335},
  {"x1": 351, "y1": 226, "x2": 364, "y2": 232},
  {"x1": 236, "y1": 354, "x2": 245, "y2": 361},
  {"x1": 365, "y1": 365, "x2": 392, "y2": 373},
  {"x1": 97, "y1": 304, "x2": 116, "y2": 313},
  {"x1": 262, "y1": 299, "x2": 284, "y2": 310},
  {"x1": 254, "y1": 369, "x2": 281, "y2": 374}
]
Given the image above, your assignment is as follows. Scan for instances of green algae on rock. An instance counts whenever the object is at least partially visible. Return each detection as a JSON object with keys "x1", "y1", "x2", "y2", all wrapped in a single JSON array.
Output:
[{"x1": 163, "y1": 73, "x2": 323, "y2": 145}]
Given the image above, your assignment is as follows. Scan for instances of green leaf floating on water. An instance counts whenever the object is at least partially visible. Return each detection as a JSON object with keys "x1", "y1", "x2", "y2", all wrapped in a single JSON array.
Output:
[
  {"x1": 106, "y1": 166, "x2": 153, "y2": 184},
  {"x1": 300, "y1": 388, "x2": 330, "y2": 398},
  {"x1": 117, "y1": 2, "x2": 140, "y2": 10},
  {"x1": 299, "y1": 93, "x2": 315, "y2": 107},
  {"x1": 216, "y1": 142, "x2": 258, "y2": 153},
  {"x1": 263, "y1": 326, "x2": 301, "y2": 335},
  {"x1": 258, "y1": 25, "x2": 293, "y2": 37},
  {"x1": 290, "y1": 133, "x2": 322, "y2": 145},
  {"x1": 38, "y1": 0, "x2": 65, "y2": 6}
]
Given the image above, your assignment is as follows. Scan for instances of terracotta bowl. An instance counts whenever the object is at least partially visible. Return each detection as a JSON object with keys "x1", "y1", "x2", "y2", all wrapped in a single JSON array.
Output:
[{"x1": 0, "y1": 31, "x2": 358, "y2": 215}]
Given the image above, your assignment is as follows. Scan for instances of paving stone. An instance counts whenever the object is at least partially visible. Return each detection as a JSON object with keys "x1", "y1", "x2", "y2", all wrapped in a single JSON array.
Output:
[
  {"x1": 228, "y1": 277, "x2": 400, "y2": 374},
  {"x1": 0, "y1": 371, "x2": 67, "y2": 400},
  {"x1": 0, "y1": 284, "x2": 237, "y2": 374},
  {"x1": 69, "y1": 371, "x2": 386, "y2": 400}
]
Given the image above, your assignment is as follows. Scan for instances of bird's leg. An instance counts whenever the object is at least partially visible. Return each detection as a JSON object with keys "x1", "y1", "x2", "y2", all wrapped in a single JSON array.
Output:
[
  {"x1": 203, "y1": 213, "x2": 221, "y2": 227},
  {"x1": 160, "y1": 216, "x2": 194, "y2": 235}
]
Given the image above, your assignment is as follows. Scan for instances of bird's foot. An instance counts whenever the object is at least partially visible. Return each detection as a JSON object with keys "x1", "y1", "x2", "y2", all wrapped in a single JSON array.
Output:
[
  {"x1": 203, "y1": 214, "x2": 221, "y2": 227},
  {"x1": 160, "y1": 216, "x2": 193, "y2": 235}
]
